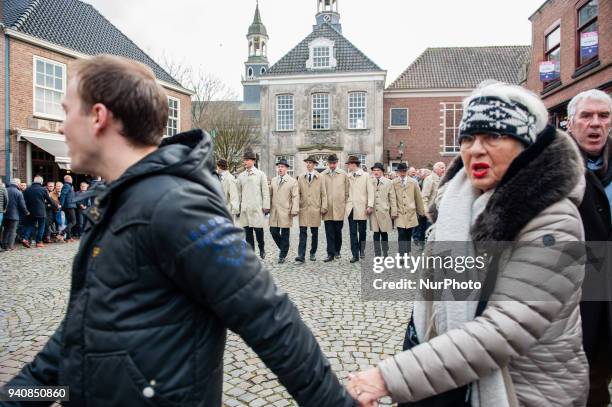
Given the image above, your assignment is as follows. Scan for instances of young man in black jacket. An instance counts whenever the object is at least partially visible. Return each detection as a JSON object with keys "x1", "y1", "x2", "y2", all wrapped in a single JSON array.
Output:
[
  {"x1": 567, "y1": 89, "x2": 612, "y2": 407},
  {"x1": 0, "y1": 55, "x2": 355, "y2": 407}
]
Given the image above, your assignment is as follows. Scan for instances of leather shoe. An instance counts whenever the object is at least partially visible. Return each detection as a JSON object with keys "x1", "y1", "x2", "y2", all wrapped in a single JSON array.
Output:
[
  {"x1": 278, "y1": 257, "x2": 286, "y2": 264},
  {"x1": 260, "y1": 250, "x2": 266, "y2": 259},
  {"x1": 295, "y1": 257, "x2": 305, "y2": 263},
  {"x1": 323, "y1": 256, "x2": 334, "y2": 262},
  {"x1": 350, "y1": 257, "x2": 359, "y2": 263},
  {"x1": 309, "y1": 254, "x2": 316, "y2": 261}
]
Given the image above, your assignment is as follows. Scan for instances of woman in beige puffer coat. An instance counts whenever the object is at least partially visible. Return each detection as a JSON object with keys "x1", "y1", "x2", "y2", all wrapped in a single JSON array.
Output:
[{"x1": 348, "y1": 82, "x2": 589, "y2": 406}]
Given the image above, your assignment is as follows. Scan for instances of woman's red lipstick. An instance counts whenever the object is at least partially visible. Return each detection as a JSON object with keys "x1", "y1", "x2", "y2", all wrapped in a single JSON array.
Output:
[{"x1": 471, "y1": 162, "x2": 490, "y2": 178}]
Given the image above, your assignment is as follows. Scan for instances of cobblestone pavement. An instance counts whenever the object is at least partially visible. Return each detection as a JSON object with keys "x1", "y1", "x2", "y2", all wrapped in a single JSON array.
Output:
[{"x1": 0, "y1": 226, "x2": 411, "y2": 406}]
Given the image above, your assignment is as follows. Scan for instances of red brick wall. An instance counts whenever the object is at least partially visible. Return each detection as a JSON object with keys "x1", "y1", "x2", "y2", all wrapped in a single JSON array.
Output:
[
  {"x1": 0, "y1": 35, "x2": 5, "y2": 180},
  {"x1": 383, "y1": 95, "x2": 464, "y2": 169},
  {"x1": 4, "y1": 38, "x2": 192, "y2": 180},
  {"x1": 526, "y1": 0, "x2": 611, "y2": 108}
]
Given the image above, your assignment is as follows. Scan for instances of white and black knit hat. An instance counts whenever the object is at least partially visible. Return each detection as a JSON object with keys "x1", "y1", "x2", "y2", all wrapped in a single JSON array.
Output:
[{"x1": 459, "y1": 96, "x2": 538, "y2": 146}]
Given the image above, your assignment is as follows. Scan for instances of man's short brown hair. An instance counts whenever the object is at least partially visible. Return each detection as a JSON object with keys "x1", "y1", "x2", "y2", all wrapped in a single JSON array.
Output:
[{"x1": 71, "y1": 55, "x2": 169, "y2": 146}]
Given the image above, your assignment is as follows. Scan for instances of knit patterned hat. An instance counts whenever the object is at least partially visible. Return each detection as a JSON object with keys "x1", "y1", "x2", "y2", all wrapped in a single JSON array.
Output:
[{"x1": 459, "y1": 96, "x2": 538, "y2": 146}]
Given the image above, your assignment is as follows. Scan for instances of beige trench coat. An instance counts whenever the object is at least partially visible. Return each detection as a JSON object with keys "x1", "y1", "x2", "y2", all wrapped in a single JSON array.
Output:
[
  {"x1": 421, "y1": 172, "x2": 440, "y2": 210},
  {"x1": 345, "y1": 169, "x2": 374, "y2": 220},
  {"x1": 269, "y1": 175, "x2": 299, "y2": 228},
  {"x1": 297, "y1": 172, "x2": 328, "y2": 227},
  {"x1": 236, "y1": 168, "x2": 270, "y2": 228},
  {"x1": 393, "y1": 177, "x2": 425, "y2": 229},
  {"x1": 219, "y1": 171, "x2": 240, "y2": 218},
  {"x1": 369, "y1": 177, "x2": 398, "y2": 232},
  {"x1": 321, "y1": 168, "x2": 349, "y2": 221}
]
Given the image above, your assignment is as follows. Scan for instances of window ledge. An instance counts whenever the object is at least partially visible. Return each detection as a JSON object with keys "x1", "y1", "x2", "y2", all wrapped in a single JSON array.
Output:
[
  {"x1": 541, "y1": 80, "x2": 562, "y2": 95},
  {"x1": 572, "y1": 59, "x2": 600, "y2": 79},
  {"x1": 440, "y1": 151, "x2": 459, "y2": 157},
  {"x1": 274, "y1": 129, "x2": 295, "y2": 133},
  {"x1": 310, "y1": 128, "x2": 332, "y2": 132},
  {"x1": 33, "y1": 113, "x2": 64, "y2": 122},
  {"x1": 347, "y1": 127, "x2": 369, "y2": 131},
  {"x1": 388, "y1": 126, "x2": 410, "y2": 130}
]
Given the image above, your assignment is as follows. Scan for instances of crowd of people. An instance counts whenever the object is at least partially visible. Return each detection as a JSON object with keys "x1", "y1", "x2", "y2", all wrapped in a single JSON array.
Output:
[
  {"x1": 0, "y1": 175, "x2": 102, "y2": 250},
  {"x1": 217, "y1": 154, "x2": 446, "y2": 264},
  {"x1": 1, "y1": 54, "x2": 610, "y2": 407}
]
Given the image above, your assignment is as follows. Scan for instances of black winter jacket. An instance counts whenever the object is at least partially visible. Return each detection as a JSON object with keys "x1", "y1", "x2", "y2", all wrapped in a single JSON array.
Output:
[
  {"x1": 23, "y1": 183, "x2": 56, "y2": 218},
  {"x1": 5, "y1": 184, "x2": 28, "y2": 221},
  {"x1": 3, "y1": 130, "x2": 355, "y2": 407}
]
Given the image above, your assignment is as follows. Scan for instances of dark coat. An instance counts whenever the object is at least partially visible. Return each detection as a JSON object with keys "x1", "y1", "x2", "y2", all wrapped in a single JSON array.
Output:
[
  {"x1": 577, "y1": 161, "x2": 612, "y2": 366},
  {"x1": 74, "y1": 190, "x2": 91, "y2": 209},
  {"x1": 0, "y1": 185, "x2": 7, "y2": 212},
  {"x1": 60, "y1": 183, "x2": 77, "y2": 209},
  {"x1": 6, "y1": 130, "x2": 355, "y2": 407},
  {"x1": 23, "y1": 183, "x2": 56, "y2": 218},
  {"x1": 5, "y1": 184, "x2": 28, "y2": 221}
]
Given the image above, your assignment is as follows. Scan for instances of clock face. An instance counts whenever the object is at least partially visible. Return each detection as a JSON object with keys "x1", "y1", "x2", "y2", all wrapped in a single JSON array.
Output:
[{"x1": 323, "y1": 14, "x2": 331, "y2": 22}]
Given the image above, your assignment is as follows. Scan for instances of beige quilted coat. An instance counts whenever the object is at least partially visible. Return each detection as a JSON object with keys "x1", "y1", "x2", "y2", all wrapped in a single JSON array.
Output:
[{"x1": 378, "y1": 129, "x2": 590, "y2": 406}]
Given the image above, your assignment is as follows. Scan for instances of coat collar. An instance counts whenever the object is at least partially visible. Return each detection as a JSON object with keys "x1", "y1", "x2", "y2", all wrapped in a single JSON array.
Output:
[{"x1": 431, "y1": 126, "x2": 585, "y2": 242}]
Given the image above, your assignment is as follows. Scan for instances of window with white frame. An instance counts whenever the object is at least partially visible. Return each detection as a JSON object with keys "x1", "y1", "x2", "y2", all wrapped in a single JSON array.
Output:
[
  {"x1": 313, "y1": 47, "x2": 331, "y2": 68},
  {"x1": 348, "y1": 92, "x2": 367, "y2": 129},
  {"x1": 390, "y1": 108, "x2": 409, "y2": 128},
  {"x1": 34, "y1": 57, "x2": 66, "y2": 119},
  {"x1": 441, "y1": 103, "x2": 463, "y2": 153},
  {"x1": 166, "y1": 97, "x2": 180, "y2": 137},
  {"x1": 276, "y1": 94, "x2": 294, "y2": 131},
  {"x1": 312, "y1": 93, "x2": 330, "y2": 130},
  {"x1": 275, "y1": 155, "x2": 295, "y2": 177}
]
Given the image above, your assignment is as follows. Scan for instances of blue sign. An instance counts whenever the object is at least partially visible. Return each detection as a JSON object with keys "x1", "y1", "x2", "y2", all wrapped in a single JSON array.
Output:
[
  {"x1": 539, "y1": 61, "x2": 559, "y2": 81},
  {"x1": 580, "y1": 32, "x2": 598, "y2": 59}
]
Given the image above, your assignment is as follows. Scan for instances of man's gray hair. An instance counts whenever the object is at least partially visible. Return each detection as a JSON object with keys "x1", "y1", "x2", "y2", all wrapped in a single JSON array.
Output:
[
  {"x1": 568, "y1": 89, "x2": 612, "y2": 120},
  {"x1": 433, "y1": 162, "x2": 446, "y2": 171},
  {"x1": 11, "y1": 178, "x2": 21, "y2": 185},
  {"x1": 464, "y1": 81, "x2": 549, "y2": 134},
  {"x1": 33, "y1": 175, "x2": 44, "y2": 184}
]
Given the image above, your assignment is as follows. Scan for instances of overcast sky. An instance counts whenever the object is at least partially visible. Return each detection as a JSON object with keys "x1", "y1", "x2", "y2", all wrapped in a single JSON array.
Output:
[{"x1": 82, "y1": 0, "x2": 537, "y2": 98}]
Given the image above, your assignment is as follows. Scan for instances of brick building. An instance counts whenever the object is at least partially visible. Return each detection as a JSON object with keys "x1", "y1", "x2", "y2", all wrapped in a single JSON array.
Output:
[
  {"x1": 1, "y1": 0, "x2": 192, "y2": 184},
  {"x1": 383, "y1": 46, "x2": 531, "y2": 170},
  {"x1": 526, "y1": 0, "x2": 610, "y2": 127}
]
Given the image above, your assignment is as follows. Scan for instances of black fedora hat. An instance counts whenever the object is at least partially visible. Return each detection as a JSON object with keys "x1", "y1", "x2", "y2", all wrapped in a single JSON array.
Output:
[
  {"x1": 327, "y1": 154, "x2": 339, "y2": 163},
  {"x1": 276, "y1": 159, "x2": 291, "y2": 168},
  {"x1": 345, "y1": 155, "x2": 361, "y2": 165},
  {"x1": 396, "y1": 163, "x2": 408, "y2": 172},
  {"x1": 371, "y1": 162, "x2": 385, "y2": 171},
  {"x1": 304, "y1": 155, "x2": 319, "y2": 164},
  {"x1": 243, "y1": 150, "x2": 257, "y2": 160}
]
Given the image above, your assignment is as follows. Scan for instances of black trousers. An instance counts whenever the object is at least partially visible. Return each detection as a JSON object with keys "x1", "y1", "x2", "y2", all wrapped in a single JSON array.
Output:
[
  {"x1": 270, "y1": 227, "x2": 290, "y2": 259},
  {"x1": 373, "y1": 232, "x2": 389, "y2": 256},
  {"x1": 398, "y1": 227, "x2": 414, "y2": 256},
  {"x1": 324, "y1": 220, "x2": 343, "y2": 257},
  {"x1": 298, "y1": 226, "x2": 318, "y2": 258},
  {"x1": 44, "y1": 209, "x2": 56, "y2": 240},
  {"x1": 244, "y1": 227, "x2": 264, "y2": 252},
  {"x1": 64, "y1": 208, "x2": 76, "y2": 239},
  {"x1": 348, "y1": 211, "x2": 367, "y2": 259}
]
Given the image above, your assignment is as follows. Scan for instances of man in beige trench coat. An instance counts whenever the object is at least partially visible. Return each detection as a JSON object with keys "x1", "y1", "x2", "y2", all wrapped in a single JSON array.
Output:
[
  {"x1": 236, "y1": 150, "x2": 270, "y2": 259},
  {"x1": 321, "y1": 154, "x2": 349, "y2": 262},
  {"x1": 345, "y1": 155, "x2": 374, "y2": 263},
  {"x1": 369, "y1": 163, "x2": 397, "y2": 257},
  {"x1": 393, "y1": 162, "x2": 425, "y2": 257},
  {"x1": 217, "y1": 159, "x2": 240, "y2": 223},
  {"x1": 269, "y1": 159, "x2": 299, "y2": 264},
  {"x1": 295, "y1": 156, "x2": 327, "y2": 263}
]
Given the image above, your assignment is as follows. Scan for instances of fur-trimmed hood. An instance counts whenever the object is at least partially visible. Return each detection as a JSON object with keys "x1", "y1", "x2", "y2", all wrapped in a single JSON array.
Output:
[{"x1": 430, "y1": 126, "x2": 585, "y2": 242}]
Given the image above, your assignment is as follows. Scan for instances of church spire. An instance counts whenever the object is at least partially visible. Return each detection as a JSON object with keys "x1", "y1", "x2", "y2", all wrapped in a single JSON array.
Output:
[
  {"x1": 244, "y1": 1, "x2": 269, "y2": 80},
  {"x1": 315, "y1": 0, "x2": 341, "y2": 32}
]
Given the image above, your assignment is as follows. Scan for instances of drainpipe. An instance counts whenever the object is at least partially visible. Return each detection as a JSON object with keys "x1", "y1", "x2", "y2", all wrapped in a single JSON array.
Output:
[{"x1": 3, "y1": 32, "x2": 10, "y2": 184}]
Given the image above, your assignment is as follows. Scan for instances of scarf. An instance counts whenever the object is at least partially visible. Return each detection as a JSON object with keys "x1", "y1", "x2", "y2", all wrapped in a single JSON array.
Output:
[
  {"x1": 581, "y1": 135, "x2": 612, "y2": 188},
  {"x1": 413, "y1": 169, "x2": 507, "y2": 407}
]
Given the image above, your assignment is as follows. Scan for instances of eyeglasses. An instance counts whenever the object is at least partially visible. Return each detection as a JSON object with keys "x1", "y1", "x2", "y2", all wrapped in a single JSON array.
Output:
[{"x1": 459, "y1": 133, "x2": 510, "y2": 150}]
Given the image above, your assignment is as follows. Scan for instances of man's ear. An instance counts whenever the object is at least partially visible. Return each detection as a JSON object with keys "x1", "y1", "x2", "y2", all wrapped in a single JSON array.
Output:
[{"x1": 91, "y1": 103, "x2": 110, "y2": 134}]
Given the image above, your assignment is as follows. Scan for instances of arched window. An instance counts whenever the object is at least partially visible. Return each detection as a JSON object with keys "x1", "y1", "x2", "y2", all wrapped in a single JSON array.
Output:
[
  {"x1": 247, "y1": 67, "x2": 254, "y2": 78},
  {"x1": 261, "y1": 67, "x2": 266, "y2": 75}
]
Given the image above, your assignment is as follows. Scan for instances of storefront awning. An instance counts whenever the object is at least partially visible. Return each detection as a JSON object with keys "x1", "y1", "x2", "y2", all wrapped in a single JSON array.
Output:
[{"x1": 18, "y1": 129, "x2": 71, "y2": 167}]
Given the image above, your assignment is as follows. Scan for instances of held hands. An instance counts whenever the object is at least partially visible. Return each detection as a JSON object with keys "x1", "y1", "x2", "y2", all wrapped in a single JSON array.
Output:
[
  {"x1": 366, "y1": 207, "x2": 374, "y2": 215},
  {"x1": 263, "y1": 209, "x2": 270, "y2": 215},
  {"x1": 321, "y1": 208, "x2": 328, "y2": 215},
  {"x1": 347, "y1": 367, "x2": 389, "y2": 407}
]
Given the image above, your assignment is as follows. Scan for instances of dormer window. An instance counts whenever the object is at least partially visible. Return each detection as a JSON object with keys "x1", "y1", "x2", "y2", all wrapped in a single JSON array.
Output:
[
  {"x1": 313, "y1": 47, "x2": 330, "y2": 68},
  {"x1": 306, "y1": 38, "x2": 337, "y2": 70}
]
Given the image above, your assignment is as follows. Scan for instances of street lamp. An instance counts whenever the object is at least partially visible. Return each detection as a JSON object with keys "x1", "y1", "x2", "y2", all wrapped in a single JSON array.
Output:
[{"x1": 397, "y1": 141, "x2": 405, "y2": 163}]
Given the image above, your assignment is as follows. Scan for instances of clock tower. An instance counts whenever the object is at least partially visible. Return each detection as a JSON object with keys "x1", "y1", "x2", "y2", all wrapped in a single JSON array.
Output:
[{"x1": 315, "y1": 0, "x2": 341, "y2": 32}]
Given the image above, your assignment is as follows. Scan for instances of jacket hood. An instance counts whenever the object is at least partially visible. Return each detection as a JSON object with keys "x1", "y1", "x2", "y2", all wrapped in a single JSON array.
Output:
[
  {"x1": 99, "y1": 129, "x2": 215, "y2": 201},
  {"x1": 431, "y1": 126, "x2": 585, "y2": 242}
]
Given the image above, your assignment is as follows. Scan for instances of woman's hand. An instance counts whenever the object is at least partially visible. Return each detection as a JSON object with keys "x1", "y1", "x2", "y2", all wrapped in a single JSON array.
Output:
[{"x1": 347, "y1": 367, "x2": 389, "y2": 406}]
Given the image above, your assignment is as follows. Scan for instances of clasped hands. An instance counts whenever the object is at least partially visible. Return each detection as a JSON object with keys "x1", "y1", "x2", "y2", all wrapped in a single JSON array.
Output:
[{"x1": 346, "y1": 367, "x2": 388, "y2": 407}]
